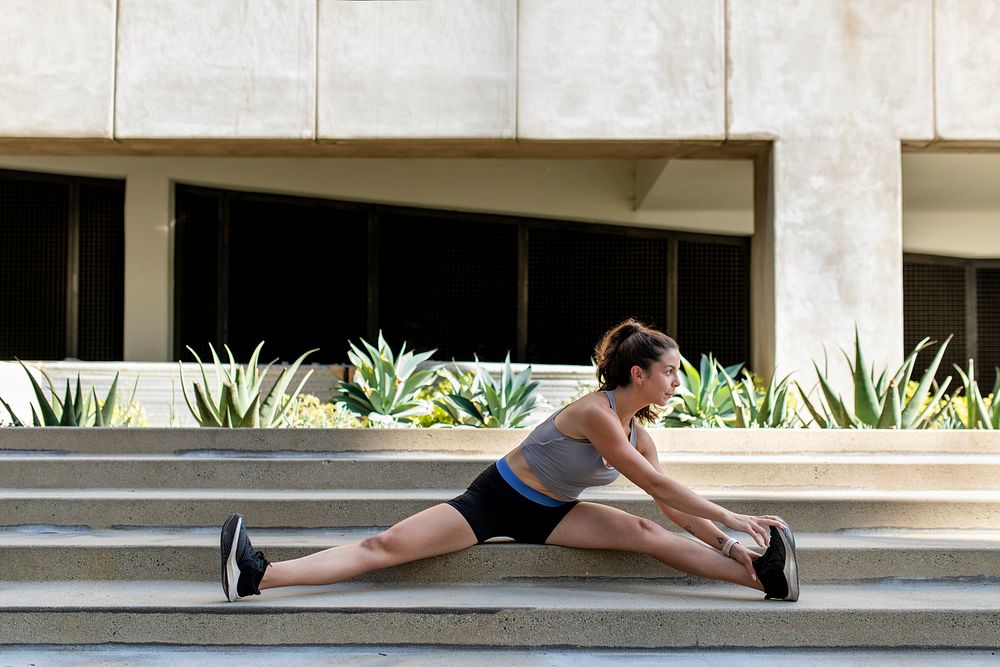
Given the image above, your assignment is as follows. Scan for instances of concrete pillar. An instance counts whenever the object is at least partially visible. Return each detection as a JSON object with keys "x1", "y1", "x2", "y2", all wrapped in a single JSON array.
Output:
[
  {"x1": 729, "y1": 0, "x2": 934, "y2": 386},
  {"x1": 123, "y1": 168, "x2": 171, "y2": 360}
]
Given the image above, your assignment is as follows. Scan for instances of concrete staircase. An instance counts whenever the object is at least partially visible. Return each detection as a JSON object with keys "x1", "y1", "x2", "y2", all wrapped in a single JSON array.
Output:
[{"x1": 1, "y1": 429, "x2": 999, "y2": 661}]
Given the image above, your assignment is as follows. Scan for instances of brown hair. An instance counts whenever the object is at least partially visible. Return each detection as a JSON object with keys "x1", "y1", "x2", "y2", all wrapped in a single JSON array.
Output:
[{"x1": 594, "y1": 318, "x2": 678, "y2": 423}]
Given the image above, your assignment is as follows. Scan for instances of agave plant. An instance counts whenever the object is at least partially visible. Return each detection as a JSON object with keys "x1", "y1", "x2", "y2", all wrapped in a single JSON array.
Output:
[
  {"x1": 335, "y1": 332, "x2": 437, "y2": 424},
  {"x1": 720, "y1": 366, "x2": 797, "y2": 428},
  {"x1": 420, "y1": 365, "x2": 479, "y2": 427},
  {"x1": 660, "y1": 354, "x2": 743, "y2": 428},
  {"x1": 179, "y1": 341, "x2": 316, "y2": 427},
  {"x1": 950, "y1": 360, "x2": 1000, "y2": 429},
  {"x1": 435, "y1": 353, "x2": 541, "y2": 428},
  {"x1": 0, "y1": 360, "x2": 137, "y2": 427},
  {"x1": 796, "y1": 329, "x2": 954, "y2": 429}
]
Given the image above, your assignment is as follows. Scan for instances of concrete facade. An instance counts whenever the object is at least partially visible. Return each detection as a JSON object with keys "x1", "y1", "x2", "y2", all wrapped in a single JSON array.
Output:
[
  {"x1": 115, "y1": 0, "x2": 315, "y2": 139},
  {"x1": 318, "y1": 0, "x2": 516, "y2": 138},
  {"x1": 0, "y1": 0, "x2": 115, "y2": 137},
  {"x1": 518, "y1": 0, "x2": 725, "y2": 139},
  {"x1": 1, "y1": 1, "x2": 999, "y2": 385}
]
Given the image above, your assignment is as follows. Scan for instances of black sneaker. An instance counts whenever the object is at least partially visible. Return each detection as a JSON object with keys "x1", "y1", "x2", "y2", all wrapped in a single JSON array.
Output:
[
  {"x1": 752, "y1": 519, "x2": 799, "y2": 601},
  {"x1": 220, "y1": 513, "x2": 270, "y2": 602}
]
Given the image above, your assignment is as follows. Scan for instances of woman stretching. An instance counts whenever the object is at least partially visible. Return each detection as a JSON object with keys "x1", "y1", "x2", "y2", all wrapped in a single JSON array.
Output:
[{"x1": 221, "y1": 319, "x2": 799, "y2": 602}]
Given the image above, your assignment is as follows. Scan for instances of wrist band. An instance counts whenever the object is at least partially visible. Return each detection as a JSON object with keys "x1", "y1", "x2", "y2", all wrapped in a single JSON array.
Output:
[{"x1": 721, "y1": 537, "x2": 738, "y2": 558}]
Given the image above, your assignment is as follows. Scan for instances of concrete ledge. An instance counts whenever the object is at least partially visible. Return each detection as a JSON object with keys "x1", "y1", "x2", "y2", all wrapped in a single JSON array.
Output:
[
  {"x1": 2, "y1": 452, "x2": 1000, "y2": 490},
  {"x1": 1, "y1": 488, "x2": 997, "y2": 531},
  {"x1": 3, "y1": 528, "x2": 998, "y2": 584},
  {"x1": 1, "y1": 580, "x2": 998, "y2": 648},
  {"x1": 2, "y1": 428, "x2": 999, "y2": 455}
]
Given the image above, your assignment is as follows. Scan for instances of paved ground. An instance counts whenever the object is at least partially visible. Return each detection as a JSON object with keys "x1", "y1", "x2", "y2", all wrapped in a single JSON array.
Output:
[{"x1": 0, "y1": 645, "x2": 997, "y2": 666}]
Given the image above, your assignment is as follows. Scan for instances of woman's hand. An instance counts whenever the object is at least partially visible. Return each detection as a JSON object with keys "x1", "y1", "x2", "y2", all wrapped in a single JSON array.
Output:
[
  {"x1": 728, "y1": 542, "x2": 760, "y2": 582},
  {"x1": 721, "y1": 512, "x2": 786, "y2": 547}
]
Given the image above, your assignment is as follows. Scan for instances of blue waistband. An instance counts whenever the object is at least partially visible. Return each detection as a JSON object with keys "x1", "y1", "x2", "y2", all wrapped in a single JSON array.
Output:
[{"x1": 495, "y1": 457, "x2": 566, "y2": 507}]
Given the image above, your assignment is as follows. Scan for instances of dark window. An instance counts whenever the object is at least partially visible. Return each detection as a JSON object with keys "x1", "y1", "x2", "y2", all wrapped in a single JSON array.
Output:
[
  {"x1": 0, "y1": 170, "x2": 123, "y2": 361},
  {"x1": 677, "y1": 240, "x2": 750, "y2": 367},
  {"x1": 227, "y1": 194, "x2": 367, "y2": 363},
  {"x1": 903, "y1": 260, "x2": 967, "y2": 374},
  {"x1": 977, "y1": 268, "x2": 1000, "y2": 376},
  {"x1": 175, "y1": 184, "x2": 752, "y2": 367},
  {"x1": 174, "y1": 187, "x2": 220, "y2": 357},
  {"x1": 379, "y1": 209, "x2": 517, "y2": 362},
  {"x1": 903, "y1": 254, "x2": 1000, "y2": 377},
  {"x1": 526, "y1": 227, "x2": 669, "y2": 365},
  {"x1": 77, "y1": 182, "x2": 125, "y2": 360},
  {"x1": 174, "y1": 185, "x2": 368, "y2": 364}
]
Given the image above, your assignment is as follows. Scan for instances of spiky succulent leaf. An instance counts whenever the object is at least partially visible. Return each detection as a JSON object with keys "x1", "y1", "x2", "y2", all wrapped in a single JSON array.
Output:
[
  {"x1": 813, "y1": 362, "x2": 855, "y2": 428},
  {"x1": 0, "y1": 396, "x2": 24, "y2": 427},
  {"x1": 852, "y1": 328, "x2": 881, "y2": 426},
  {"x1": 900, "y1": 335, "x2": 951, "y2": 428},
  {"x1": 17, "y1": 360, "x2": 60, "y2": 425},
  {"x1": 100, "y1": 373, "x2": 119, "y2": 426},
  {"x1": 59, "y1": 382, "x2": 77, "y2": 427},
  {"x1": 795, "y1": 382, "x2": 829, "y2": 429},
  {"x1": 193, "y1": 382, "x2": 223, "y2": 427},
  {"x1": 875, "y1": 381, "x2": 902, "y2": 429}
]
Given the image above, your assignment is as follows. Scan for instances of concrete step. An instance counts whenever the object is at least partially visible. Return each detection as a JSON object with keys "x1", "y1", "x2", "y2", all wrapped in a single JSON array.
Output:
[
  {"x1": 1, "y1": 579, "x2": 998, "y2": 648},
  {"x1": 2, "y1": 645, "x2": 998, "y2": 665},
  {"x1": 4, "y1": 452, "x2": 1000, "y2": 490},
  {"x1": 2, "y1": 487, "x2": 998, "y2": 530},
  {"x1": 3, "y1": 527, "x2": 999, "y2": 583},
  {"x1": 4, "y1": 428, "x2": 1000, "y2": 456}
]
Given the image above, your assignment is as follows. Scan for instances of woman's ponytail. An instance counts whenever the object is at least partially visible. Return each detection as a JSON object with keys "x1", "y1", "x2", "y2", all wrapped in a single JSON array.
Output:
[{"x1": 594, "y1": 318, "x2": 677, "y2": 422}]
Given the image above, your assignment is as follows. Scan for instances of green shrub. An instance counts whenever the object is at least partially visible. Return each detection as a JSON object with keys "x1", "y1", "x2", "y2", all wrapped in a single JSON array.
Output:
[
  {"x1": 434, "y1": 354, "x2": 541, "y2": 428},
  {"x1": 283, "y1": 393, "x2": 364, "y2": 428},
  {"x1": 412, "y1": 368, "x2": 476, "y2": 427},
  {"x1": 796, "y1": 329, "x2": 953, "y2": 429},
  {"x1": 949, "y1": 360, "x2": 1000, "y2": 429},
  {"x1": 721, "y1": 367, "x2": 798, "y2": 428},
  {"x1": 179, "y1": 341, "x2": 316, "y2": 427},
  {"x1": 0, "y1": 360, "x2": 140, "y2": 427},
  {"x1": 334, "y1": 332, "x2": 437, "y2": 425},
  {"x1": 660, "y1": 354, "x2": 742, "y2": 428}
]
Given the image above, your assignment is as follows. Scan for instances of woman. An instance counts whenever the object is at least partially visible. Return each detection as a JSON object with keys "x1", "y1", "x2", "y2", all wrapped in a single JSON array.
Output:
[{"x1": 221, "y1": 319, "x2": 799, "y2": 602}]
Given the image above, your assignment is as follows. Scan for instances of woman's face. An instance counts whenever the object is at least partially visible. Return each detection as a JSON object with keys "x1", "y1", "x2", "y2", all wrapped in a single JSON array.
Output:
[{"x1": 642, "y1": 349, "x2": 681, "y2": 405}]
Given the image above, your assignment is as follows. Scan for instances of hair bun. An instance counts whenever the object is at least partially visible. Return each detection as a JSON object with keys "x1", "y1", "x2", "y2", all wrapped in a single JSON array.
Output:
[{"x1": 616, "y1": 321, "x2": 641, "y2": 340}]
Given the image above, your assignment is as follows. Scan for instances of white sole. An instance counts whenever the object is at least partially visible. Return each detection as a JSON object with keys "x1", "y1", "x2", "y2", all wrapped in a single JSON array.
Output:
[
  {"x1": 224, "y1": 515, "x2": 243, "y2": 602},
  {"x1": 778, "y1": 520, "x2": 800, "y2": 602}
]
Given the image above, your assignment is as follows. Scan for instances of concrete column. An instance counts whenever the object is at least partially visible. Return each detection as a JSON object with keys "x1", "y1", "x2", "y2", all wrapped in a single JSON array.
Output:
[
  {"x1": 754, "y1": 131, "x2": 908, "y2": 383},
  {"x1": 730, "y1": 0, "x2": 934, "y2": 386},
  {"x1": 123, "y1": 168, "x2": 171, "y2": 361}
]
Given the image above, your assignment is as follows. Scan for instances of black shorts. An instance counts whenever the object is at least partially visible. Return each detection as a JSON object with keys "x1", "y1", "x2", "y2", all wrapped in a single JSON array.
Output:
[{"x1": 447, "y1": 462, "x2": 579, "y2": 544}]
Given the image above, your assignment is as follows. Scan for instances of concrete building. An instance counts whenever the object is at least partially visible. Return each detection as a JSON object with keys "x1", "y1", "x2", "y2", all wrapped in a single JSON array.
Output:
[{"x1": 2, "y1": 0, "x2": 999, "y2": 386}]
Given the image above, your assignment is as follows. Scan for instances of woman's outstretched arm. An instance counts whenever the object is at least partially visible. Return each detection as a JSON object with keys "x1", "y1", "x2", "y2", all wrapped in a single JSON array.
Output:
[
  {"x1": 635, "y1": 428, "x2": 763, "y2": 582},
  {"x1": 579, "y1": 404, "x2": 781, "y2": 547}
]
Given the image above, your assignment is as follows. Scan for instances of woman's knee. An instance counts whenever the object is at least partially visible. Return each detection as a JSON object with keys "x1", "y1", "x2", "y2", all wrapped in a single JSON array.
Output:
[
  {"x1": 631, "y1": 517, "x2": 667, "y2": 548},
  {"x1": 358, "y1": 530, "x2": 403, "y2": 565}
]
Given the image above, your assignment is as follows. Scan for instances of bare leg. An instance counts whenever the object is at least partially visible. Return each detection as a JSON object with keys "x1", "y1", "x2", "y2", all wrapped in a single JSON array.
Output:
[
  {"x1": 545, "y1": 502, "x2": 764, "y2": 591},
  {"x1": 261, "y1": 503, "x2": 477, "y2": 590}
]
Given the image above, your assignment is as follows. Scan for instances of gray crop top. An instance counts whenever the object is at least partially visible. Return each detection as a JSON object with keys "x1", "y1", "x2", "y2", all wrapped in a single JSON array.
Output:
[{"x1": 519, "y1": 390, "x2": 638, "y2": 502}]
